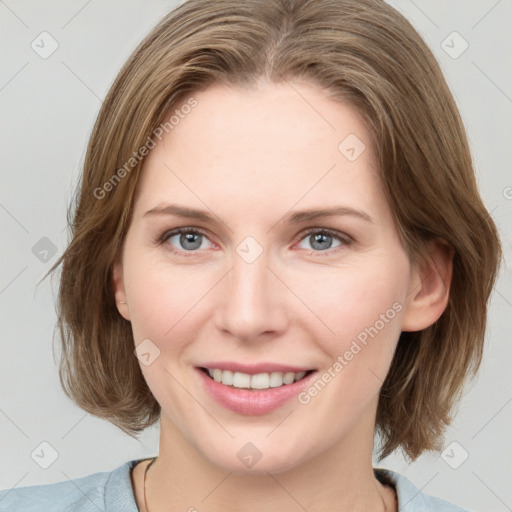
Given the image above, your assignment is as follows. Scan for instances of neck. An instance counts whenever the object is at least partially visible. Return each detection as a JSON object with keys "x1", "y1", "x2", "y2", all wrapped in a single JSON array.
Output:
[{"x1": 140, "y1": 411, "x2": 395, "y2": 512}]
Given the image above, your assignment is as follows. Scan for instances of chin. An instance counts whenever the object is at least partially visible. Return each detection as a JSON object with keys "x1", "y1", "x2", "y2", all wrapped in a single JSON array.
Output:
[{"x1": 199, "y1": 436, "x2": 314, "y2": 476}]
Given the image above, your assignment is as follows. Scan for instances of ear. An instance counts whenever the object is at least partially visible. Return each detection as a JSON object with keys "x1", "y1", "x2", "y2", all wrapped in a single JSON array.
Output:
[
  {"x1": 112, "y1": 256, "x2": 131, "y2": 321},
  {"x1": 401, "y1": 239, "x2": 454, "y2": 332}
]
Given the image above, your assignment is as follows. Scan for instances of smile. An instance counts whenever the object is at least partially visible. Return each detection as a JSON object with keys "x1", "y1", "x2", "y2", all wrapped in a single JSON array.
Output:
[
  {"x1": 201, "y1": 367, "x2": 314, "y2": 390},
  {"x1": 196, "y1": 365, "x2": 318, "y2": 415}
]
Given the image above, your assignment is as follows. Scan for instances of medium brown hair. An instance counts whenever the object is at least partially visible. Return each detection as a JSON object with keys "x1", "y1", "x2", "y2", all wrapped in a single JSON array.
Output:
[{"x1": 48, "y1": 0, "x2": 502, "y2": 460}]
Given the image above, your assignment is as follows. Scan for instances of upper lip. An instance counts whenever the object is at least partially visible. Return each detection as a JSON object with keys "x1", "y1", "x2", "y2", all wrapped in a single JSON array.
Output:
[{"x1": 198, "y1": 362, "x2": 314, "y2": 375}]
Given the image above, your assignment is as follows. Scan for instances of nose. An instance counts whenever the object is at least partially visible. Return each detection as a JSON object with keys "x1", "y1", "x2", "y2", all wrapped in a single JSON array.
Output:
[{"x1": 214, "y1": 248, "x2": 290, "y2": 343}]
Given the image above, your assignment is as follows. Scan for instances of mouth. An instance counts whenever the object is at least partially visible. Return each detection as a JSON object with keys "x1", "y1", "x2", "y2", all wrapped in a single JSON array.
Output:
[
  {"x1": 198, "y1": 367, "x2": 315, "y2": 390},
  {"x1": 195, "y1": 362, "x2": 318, "y2": 415}
]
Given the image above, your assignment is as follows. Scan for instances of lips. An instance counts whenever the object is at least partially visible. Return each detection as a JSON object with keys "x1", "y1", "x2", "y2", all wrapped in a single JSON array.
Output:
[
  {"x1": 197, "y1": 361, "x2": 313, "y2": 374},
  {"x1": 195, "y1": 363, "x2": 317, "y2": 415}
]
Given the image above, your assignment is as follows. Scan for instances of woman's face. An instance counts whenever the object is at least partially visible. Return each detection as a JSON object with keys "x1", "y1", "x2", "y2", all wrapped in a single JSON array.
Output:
[{"x1": 114, "y1": 80, "x2": 418, "y2": 474}]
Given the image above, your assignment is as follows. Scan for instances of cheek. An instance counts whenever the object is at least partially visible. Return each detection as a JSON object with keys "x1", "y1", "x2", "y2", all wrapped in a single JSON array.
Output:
[
  {"x1": 289, "y1": 264, "x2": 406, "y2": 437},
  {"x1": 291, "y1": 258, "x2": 406, "y2": 374},
  {"x1": 123, "y1": 248, "x2": 216, "y2": 345}
]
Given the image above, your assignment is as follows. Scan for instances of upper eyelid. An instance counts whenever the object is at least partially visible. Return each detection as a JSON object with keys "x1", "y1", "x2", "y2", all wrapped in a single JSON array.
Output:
[
  {"x1": 160, "y1": 226, "x2": 212, "y2": 242},
  {"x1": 299, "y1": 227, "x2": 352, "y2": 241},
  {"x1": 160, "y1": 226, "x2": 352, "y2": 248}
]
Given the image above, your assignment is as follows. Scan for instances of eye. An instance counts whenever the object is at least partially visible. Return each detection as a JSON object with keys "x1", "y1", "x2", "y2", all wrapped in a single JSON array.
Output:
[
  {"x1": 158, "y1": 227, "x2": 352, "y2": 256},
  {"x1": 160, "y1": 227, "x2": 214, "y2": 254},
  {"x1": 296, "y1": 228, "x2": 351, "y2": 254}
]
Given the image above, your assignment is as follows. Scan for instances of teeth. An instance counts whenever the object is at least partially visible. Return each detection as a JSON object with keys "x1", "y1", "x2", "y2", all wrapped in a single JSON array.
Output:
[
  {"x1": 205, "y1": 368, "x2": 309, "y2": 389},
  {"x1": 250, "y1": 373, "x2": 269, "y2": 389},
  {"x1": 221, "y1": 370, "x2": 233, "y2": 386},
  {"x1": 269, "y1": 372, "x2": 284, "y2": 387},
  {"x1": 283, "y1": 372, "x2": 295, "y2": 385},
  {"x1": 232, "y1": 372, "x2": 251, "y2": 388}
]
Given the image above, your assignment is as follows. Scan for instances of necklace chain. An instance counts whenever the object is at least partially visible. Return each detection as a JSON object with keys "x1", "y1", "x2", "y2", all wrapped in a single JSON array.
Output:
[
  {"x1": 143, "y1": 457, "x2": 157, "y2": 512},
  {"x1": 142, "y1": 457, "x2": 391, "y2": 512}
]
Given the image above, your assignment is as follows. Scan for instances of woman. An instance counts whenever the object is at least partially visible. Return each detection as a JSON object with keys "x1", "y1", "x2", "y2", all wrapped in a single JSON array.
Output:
[{"x1": 0, "y1": 0, "x2": 502, "y2": 510}]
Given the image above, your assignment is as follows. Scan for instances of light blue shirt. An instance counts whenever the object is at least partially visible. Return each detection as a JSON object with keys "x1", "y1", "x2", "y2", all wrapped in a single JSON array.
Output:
[{"x1": 0, "y1": 459, "x2": 468, "y2": 511}]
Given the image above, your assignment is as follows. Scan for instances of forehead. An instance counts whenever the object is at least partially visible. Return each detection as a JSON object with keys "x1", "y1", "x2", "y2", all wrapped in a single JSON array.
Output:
[{"x1": 134, "y1": 80, "x2": 385, "y2": 221}]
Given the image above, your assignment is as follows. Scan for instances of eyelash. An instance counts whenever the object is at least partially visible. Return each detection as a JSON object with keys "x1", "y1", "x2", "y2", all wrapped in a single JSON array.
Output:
[{"x1": 157, "y1": 227, "x2": 353, "y2": 257}]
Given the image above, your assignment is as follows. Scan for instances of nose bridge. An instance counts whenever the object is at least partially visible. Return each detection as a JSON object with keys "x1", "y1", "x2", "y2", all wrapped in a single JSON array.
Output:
[{"x1": 216, "y1": 245, "x2": 287, "y2": 341}]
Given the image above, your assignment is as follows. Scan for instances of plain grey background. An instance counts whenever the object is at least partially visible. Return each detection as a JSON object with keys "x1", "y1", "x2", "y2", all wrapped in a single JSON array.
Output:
[{"x1": 1, "y1": 1, "x2": 511, "y2": 510}]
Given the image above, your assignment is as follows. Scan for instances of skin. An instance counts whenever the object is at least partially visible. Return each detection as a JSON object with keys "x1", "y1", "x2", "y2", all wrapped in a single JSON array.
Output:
[{"x1": 113, "y1": 79, "x2": 453, "y2": 512}]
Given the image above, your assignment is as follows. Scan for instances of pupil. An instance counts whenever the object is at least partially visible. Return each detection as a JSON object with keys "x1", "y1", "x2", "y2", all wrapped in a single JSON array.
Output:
[
  {"x1": 181, "y1": 233, "x2": 202, "y2": 250},
  {"x1": 311, "y1": 233, "x2": 331, "y2": 250}
]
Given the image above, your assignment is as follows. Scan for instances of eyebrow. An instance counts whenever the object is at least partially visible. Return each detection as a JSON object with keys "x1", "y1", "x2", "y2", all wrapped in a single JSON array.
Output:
[{"x1": 144, "y1": 203, "x2": 374, "y2": 224}]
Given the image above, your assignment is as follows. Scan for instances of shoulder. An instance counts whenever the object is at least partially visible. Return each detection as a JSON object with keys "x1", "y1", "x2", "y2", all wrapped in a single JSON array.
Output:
[
  {"x1": 374, "y1": 468, "x2": 469, "y2": 512},
  {"x1": 0, "y1": 459, "x2": 141, "y2": 512}
]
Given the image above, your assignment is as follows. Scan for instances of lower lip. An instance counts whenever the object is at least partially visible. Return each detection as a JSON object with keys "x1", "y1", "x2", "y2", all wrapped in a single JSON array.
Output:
[{"x1": 196, "y1": 368, "x2": 316, "y2": 415}]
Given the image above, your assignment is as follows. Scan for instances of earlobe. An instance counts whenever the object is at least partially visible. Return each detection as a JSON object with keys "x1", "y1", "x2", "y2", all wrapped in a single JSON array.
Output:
[
  {"x1": 401, "y1": 239, "x2": 454, "y2": 332},
  {"x1": 112, "y1": 258, "x2": 131, "y2": 321}
]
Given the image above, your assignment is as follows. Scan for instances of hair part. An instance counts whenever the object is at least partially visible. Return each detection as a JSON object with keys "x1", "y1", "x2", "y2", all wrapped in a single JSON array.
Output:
[{"x1": 48, "y1": 0, "x2": 502, "y2": 460}]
